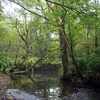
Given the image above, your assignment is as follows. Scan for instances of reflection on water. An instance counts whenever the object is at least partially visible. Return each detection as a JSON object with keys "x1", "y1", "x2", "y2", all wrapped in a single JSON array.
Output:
[
  {"x1": 7, "y1": 72, "x2": 62, "y2": 100},
  {"x1": 4, "y1": 71, "x2": 100, "y2": 100}
]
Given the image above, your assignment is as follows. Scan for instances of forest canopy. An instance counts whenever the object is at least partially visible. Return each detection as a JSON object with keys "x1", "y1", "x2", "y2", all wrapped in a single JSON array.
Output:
[{"x1": 0, "y1": 0, "x2": 100, "y2": 81}]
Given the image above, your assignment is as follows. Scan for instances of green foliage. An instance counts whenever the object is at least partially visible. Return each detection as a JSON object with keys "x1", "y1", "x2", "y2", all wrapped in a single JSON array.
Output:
[
  {"x1": 0, "y1": 0, "x2": 100, "y2": 81},
  {"x1": 77, "y1": 53, "x2": 100, "y2": 78},
  {"x1": 0, "y1": 53, "x2": 7, "y2": 68},
  {"x1": 22, "y1": 56, "x2": 39, "y2": 67},
  {"x1": 76, "y1": 57, "x2": 87, "y2": 75},
  {"x1": 87, "y1": 53, "x2": 100, "y2": 73},
  {"x1": 0, "y1": 52, "x2": 15, "y2": 74}
]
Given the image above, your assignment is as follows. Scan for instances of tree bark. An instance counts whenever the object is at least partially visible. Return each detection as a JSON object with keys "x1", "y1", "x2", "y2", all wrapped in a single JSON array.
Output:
[
  {"x1": 59, "y1": 0, "x2": 68, "y2": 76},
  {"x1": 46, "y1": 1, "x2": 82, "y2": 78},
  {"x1": 95, "y1": 32, "x2": 98, "y2": 53},
  {"x1": 68, "y1": 22, "x2": 74, "y2": 54},
  {"x1": 59, "y1": 24, "x2": 68, "y2": 76},
  {"x1": 86, "y1": 26, "x2": 90, "y2": 57}
]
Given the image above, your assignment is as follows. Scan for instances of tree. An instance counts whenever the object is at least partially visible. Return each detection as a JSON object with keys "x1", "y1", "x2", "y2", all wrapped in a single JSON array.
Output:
[{"x1": 1, "y1": 0, "x2": 100, "y2": 81}]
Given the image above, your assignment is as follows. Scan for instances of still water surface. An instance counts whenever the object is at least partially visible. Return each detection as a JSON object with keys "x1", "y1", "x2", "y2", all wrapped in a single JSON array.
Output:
[
  {"x1": 8, "y1": 72, "x2": 61, "y2": 100},
  {"x1": 4, "y1": 72, "x2": 100, "y2": 100}
]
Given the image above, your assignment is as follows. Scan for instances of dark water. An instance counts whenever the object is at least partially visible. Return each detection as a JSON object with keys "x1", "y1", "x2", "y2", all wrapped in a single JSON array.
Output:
[
  {"x1": 1, "y1": 72, "x2": 100, "y2": 100},
  {"x1": 7, "y1": 72, "x2": 61, "y2": 100}
]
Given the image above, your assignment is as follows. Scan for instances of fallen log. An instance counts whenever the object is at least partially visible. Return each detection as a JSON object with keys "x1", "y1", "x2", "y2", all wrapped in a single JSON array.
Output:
[{"x1": 9, "y1": 71, "x2": 27, "y2": 75}]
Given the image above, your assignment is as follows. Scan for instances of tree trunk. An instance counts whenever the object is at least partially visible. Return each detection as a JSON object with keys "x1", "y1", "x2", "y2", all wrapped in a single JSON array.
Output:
[
  {"x1": 59, "y1": 26, "x2": 68, "y2": 76},
  {"x1": 95, "y1": 34, "x2": 98, "y2": 53},
  {"x1": 68, "y1": 22, "x2": 74, "y2": 54},
  {"x1": 86, "y1": 26, "x2": 90, "y2": 59},
  {"x1": 46, "y1": 1, "x2": 82, "y2": 78},
  {"x1": 59, "y1": 7, "x2": 68, "y2": 76}
]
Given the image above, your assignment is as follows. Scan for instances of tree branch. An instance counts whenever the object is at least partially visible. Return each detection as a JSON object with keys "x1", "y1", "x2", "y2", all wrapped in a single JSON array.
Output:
[
  {"x1": 27, "y1": 51, "x2": 48, "y2": 71},
  {"x1": 45, "y1": 1, "x2": 83, "y2": 78},
  {"x1": 9, "y1": 51, "x2": 48, "y2": 75},
  {"x1": 8, "y1": 0, "x2": 48, "y2": 20},
  {"x1": 45, "y1": 0, "x2": 87, "y2": 15}
]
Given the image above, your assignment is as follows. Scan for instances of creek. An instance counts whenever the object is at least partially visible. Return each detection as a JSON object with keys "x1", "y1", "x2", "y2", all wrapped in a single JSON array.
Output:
[{"x1": 1, "y1": 71, "x2": 100, "y2": 100}]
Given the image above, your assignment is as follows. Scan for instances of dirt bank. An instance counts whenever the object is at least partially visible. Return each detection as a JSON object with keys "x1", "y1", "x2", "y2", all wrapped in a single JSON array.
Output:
[{"x1": 0, "y1": 75, "x2": 10, "y2": 93}]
